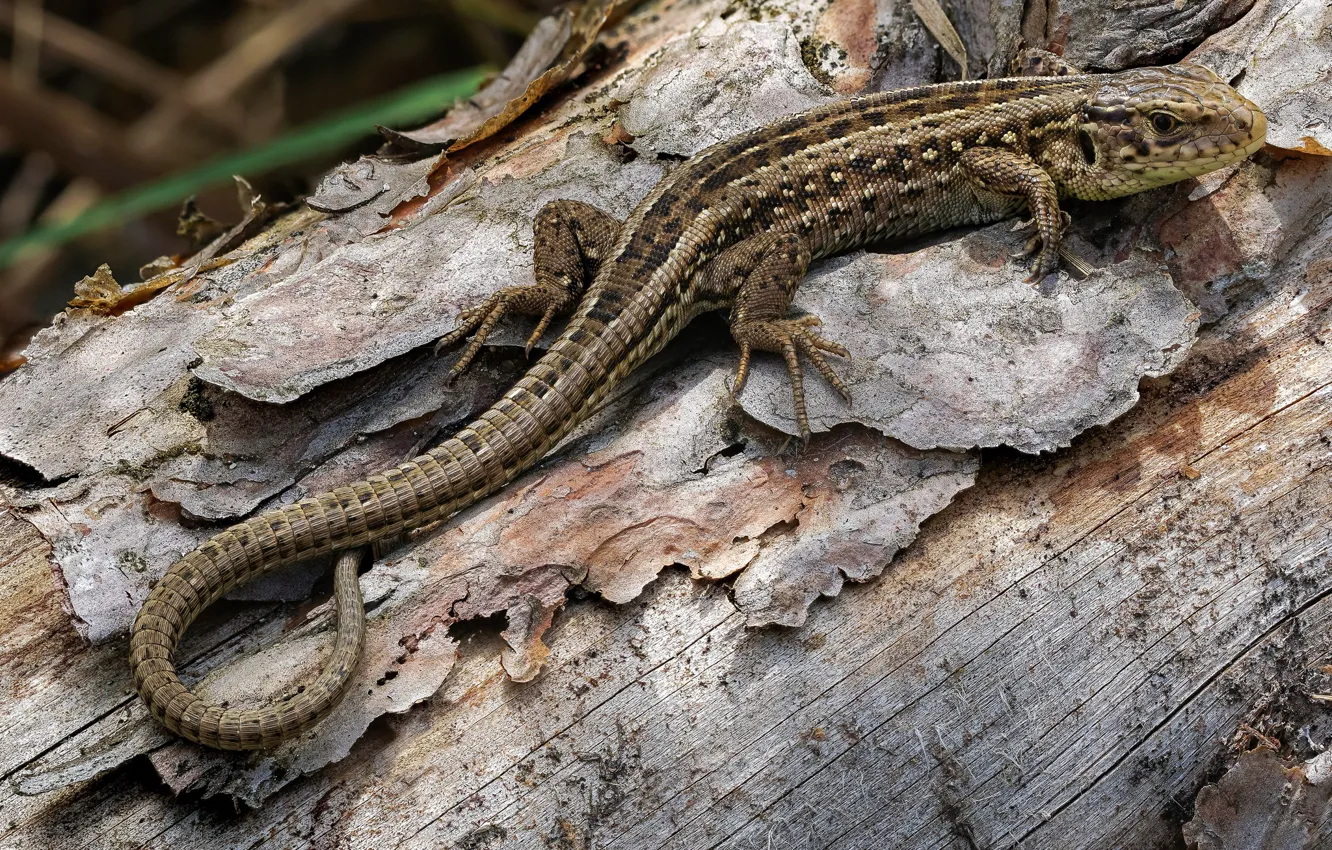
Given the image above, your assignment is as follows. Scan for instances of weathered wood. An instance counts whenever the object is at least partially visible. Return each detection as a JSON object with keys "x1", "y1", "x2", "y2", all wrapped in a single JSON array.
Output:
[
  {"x1": 1, "y1": 0, "x2": 1329, "y2": 848},
  {"x1": 3, "y1": 248, "x2": 1328, "y2": 845}
]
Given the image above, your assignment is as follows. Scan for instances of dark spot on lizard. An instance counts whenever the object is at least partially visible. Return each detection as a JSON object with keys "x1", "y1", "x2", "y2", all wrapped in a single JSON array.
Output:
[
  {"x1": 826, "y1": 118, "x2": 855, "y2": 138},
  {"x1": 937, "y1": 94, "x2": 980, "y2": 111}
]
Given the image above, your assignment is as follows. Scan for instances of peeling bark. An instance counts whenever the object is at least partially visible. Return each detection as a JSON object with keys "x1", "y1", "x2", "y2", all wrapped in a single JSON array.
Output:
[{"x1": 1, "y1": 0, "x2": 1329, "y2": 846}]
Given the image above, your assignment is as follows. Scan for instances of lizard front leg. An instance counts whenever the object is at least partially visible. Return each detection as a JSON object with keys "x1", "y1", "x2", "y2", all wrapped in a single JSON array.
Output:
[
  {"x1": 958, "y1": 147, "x2": 1068, "y2": 281},
  {"x1": 437, "y1": 199, "x2": 622, "y2": 381},
  {"x1": 697, "y1": 231, "x2": 851, "y2": 442}
]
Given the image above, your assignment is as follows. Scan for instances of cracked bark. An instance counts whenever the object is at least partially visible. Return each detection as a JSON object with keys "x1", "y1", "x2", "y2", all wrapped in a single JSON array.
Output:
[{"x1": 0, "y1": 0, "x2": 1329, "y2": 846}]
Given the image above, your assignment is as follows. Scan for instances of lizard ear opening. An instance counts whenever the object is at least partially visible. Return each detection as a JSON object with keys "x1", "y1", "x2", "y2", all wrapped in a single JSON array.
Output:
[{"x1": 1078, "y1": 128, "x2": 1097, "y2": 166}]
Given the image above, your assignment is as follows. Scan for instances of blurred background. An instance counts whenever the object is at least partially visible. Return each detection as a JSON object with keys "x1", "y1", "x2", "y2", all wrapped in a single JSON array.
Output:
[{"x1": 0, "y1": 0, "x2": 555, "y2": 365}]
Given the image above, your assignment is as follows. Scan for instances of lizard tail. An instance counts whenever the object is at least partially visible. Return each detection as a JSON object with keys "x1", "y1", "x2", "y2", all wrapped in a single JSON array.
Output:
[
  {"x1": 129, "y1": 442, "x2": 473, "y2": 749},
  {"x1": 129, "y1": 347, "x2": 599, "y2": 749}
]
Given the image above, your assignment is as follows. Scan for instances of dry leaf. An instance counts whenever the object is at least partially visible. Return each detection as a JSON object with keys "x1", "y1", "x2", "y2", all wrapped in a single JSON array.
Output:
[
  {"x1": 66, "y1": 261, "x2": 190, "y2": 316},
  {"x1": 0, "y1": 353, "x2": 26, "y2": 374},
  {"x1": 911, "y1": 0, "x2": 968, "y2": 79},
  {"x1": 138, "y1": 255, "x2": 177, "y2": 280},
  {"x1": 382, "y1": 0, "x2": 637, "y2": 153},
  {"x1": 176, "y1": 197, "x2": 225, "y2": 247},
  {"x1": 380, "y1": 11, "x2": 573, "y2": 151},
  {"x1": 67, "y1": 264, "x2": 124, "y2": 312},
  {"x1": 172, "y1": 176, "x2": 276, "y2": 296}
]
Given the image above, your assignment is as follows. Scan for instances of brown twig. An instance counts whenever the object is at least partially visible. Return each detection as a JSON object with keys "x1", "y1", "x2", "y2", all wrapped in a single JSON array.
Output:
[
  {"x1": 131, "y1": 0, "x2": 372, "y2": 151},
  {"x1": 0, "y1": 151, "x2": 55, "y2": 237},
  {"x1": 0, "y1": 1, "x2": 247, "y2": 137},
  {"x1": 8, "y1": 0, "x2": 41, "y2": 87},
  {"x1": 0, "y1": 60, "x2": 175, "y2": 190}
]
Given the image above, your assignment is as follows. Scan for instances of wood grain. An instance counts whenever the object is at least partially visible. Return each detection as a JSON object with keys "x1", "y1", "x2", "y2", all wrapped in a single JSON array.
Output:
[
  {"x1": 2, "y1": 212, "x2": 1328, "y2": 847},
  {"x1": 1, "y1": 0, "x2": 1328, "y2": 846}
]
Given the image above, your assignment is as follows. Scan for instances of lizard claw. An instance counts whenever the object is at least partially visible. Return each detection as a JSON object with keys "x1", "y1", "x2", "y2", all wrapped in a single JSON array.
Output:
[
  {"x1": 524, "y1": 304, "x2": 559, "y2": 358},
  {"x1": 435, "y1": 283, "x2": 574, "y2": 382},
  {"x1": 1015, "y1": 211, "x2": 1071, "y2": 283},
  {"x1": 436, "y1": 297, "x2": 510, "y2": 384},
  {"x1": 730, "y1": 316, "x2": 852, "y2": 442},
  {"x1": 1019, "y1": 240, "x2": 1062, "y2": 283}
]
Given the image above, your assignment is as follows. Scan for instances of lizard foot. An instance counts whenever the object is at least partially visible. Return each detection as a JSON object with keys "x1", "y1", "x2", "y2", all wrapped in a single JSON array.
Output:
[
  {"x1": 1012, "y1": 210, "x2": 1071, "y2": 283},
  {"x1": 435, "y1": 284, "x2": 571, "y2": 383},
  {"x1": 730, "y1": 314, "x2": 851, "y2": 444}
]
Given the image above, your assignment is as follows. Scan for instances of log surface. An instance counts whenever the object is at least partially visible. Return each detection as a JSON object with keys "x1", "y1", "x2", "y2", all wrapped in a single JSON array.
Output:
[{"x1": 1, "y1": 0, "x2": 1329, "y2": 848}]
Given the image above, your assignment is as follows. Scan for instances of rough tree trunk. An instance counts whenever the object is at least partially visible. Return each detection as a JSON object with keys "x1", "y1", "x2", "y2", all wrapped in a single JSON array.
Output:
[{"x1": 1, "y1": 0, "x2": 1329, "y2": 848}]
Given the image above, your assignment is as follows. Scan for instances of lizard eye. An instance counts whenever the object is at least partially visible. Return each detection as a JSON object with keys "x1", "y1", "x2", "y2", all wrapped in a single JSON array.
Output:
[{"x1": 1149, "y1": 111, "x2": 1178, "y2": 134}]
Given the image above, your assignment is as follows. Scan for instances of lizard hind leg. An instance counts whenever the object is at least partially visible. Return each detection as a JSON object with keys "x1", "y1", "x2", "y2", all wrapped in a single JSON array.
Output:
[
  {"x1": 435, "y1": 199, "x2": 622, "y2": 382},
  {"x1": 699, "y1": 231, "x2": 852, "y2": 443}
]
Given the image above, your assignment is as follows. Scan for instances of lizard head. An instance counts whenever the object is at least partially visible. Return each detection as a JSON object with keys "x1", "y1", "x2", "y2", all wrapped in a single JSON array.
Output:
[{"x1": 1069, "y1": 63, "x2": 1266, "y2": 200}]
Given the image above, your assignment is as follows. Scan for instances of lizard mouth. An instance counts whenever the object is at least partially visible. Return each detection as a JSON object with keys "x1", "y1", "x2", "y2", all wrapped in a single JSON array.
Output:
[{"x1": 1238, "y1": 109, "x2": 1269, "y2": 157}]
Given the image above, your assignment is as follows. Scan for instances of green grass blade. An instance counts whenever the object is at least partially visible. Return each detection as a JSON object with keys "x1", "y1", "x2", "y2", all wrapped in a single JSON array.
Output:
[{"x1": 0, "y1": 65, "x2": 489, "y2": 269}]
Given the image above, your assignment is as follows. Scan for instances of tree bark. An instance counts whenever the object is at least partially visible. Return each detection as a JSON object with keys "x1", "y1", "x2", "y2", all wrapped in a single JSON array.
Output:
[{"x1": 1, "y1": 0, "x2": 1329, "y2": 847}]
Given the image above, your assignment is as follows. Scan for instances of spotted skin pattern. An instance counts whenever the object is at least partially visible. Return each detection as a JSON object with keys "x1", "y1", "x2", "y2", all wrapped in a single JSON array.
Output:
[{"x1": 131, "y1": 59, "x2": 1266, "y2": 750}]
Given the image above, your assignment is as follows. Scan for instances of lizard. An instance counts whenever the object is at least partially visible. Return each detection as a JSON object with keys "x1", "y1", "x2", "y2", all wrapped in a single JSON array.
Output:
[{"x1": 130, "y1": 52, "x2": 1267, "y2": 750}]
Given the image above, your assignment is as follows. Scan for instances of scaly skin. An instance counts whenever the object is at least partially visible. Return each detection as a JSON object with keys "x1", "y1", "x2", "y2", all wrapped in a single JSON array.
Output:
[{"x1": 130, "y1": 58, "x2": 1266, "y2": 750}]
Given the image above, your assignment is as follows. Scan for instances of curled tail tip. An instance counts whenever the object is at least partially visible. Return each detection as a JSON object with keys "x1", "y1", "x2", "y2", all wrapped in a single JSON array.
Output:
[{"x1": 130, "y1": 543, "x2": 369, "y2": 751}]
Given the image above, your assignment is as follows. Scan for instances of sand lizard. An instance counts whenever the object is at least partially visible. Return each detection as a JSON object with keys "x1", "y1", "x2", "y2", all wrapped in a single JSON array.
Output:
[{"x1": 130, "y1": 53, "x2": 1266, "y2": 750}]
